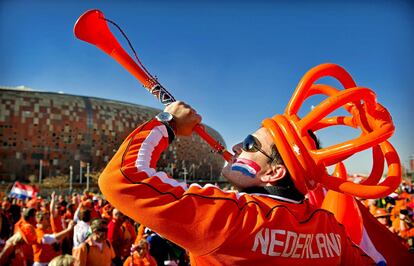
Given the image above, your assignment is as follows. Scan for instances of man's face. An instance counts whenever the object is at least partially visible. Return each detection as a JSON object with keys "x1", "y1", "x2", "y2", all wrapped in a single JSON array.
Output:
[
  {"x1": 137, "y1": 241, "x2": 149, "y2": 256},
  {"x1": 28, "y1": 214, "x2": 37, "y2": 226},
  {"x1": 377, "y1": 217, "x2": 388, "y2": 226},
  {"x1": 113, "y1": 210, "x2": 124, "y2": 222},
  {"x1": 222, "y1": 127, "x2": 277, "y2": 189},
  {"x1": 36, "y1": 213, "x2": 50, "y2": 227},
  {"x1": 2, "y1": 201, "x2": 10, "y2": 211},
  {"x1": 93, "y1": 226, "x2": 108, "y2": 242}
]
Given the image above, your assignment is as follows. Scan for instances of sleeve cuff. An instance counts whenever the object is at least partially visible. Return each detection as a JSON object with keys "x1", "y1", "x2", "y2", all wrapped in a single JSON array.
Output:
[{"x1": 152, "y1": 118, "x2": 175, "y2": 144}]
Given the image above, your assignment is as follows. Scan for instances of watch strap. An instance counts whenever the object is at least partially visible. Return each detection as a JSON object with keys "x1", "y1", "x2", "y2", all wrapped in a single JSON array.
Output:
[{"x1": 159, "y1": 120, "x2": 175, "y2": 144}]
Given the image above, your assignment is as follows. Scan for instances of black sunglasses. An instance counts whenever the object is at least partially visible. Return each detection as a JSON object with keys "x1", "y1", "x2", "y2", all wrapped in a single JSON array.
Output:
[
  {"x1": 96, "y1": 228, "x2": 108, "y2": 233},
  {"x1": 242, "y1": 135, "x2": 274, "y2": 162}
]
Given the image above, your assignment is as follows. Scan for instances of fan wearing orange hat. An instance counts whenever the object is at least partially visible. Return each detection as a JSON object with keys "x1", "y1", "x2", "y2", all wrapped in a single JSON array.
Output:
[
  {"x1": 99, "y1": 64, "x2": 402, "y2": 265},
  {"x1": 374, "y1": 208, "x2": 394, "y2": 233}
]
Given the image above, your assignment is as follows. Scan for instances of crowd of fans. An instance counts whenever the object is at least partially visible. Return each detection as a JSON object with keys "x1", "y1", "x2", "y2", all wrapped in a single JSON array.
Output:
[
  {"x1": 363, "y1": 181, "x2": 414, "y2": 251},
  {"x1": 0, "y1": 181, "x2": 412, "y2": 265},
  {"x1": 0, "y1": 189, "x2": 189, "y2": 266}
]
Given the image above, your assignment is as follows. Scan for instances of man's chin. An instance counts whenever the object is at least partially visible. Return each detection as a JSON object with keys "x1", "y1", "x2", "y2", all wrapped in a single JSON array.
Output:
[
  {"x1": 221, "y1": 167, "x2": 250, "y2": 190},
  {"x1": 221, "y1": 165, "x2": 235, "y2": 181}
]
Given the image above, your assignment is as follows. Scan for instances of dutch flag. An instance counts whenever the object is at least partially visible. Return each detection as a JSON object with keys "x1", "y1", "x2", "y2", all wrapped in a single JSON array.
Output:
[{"x1": 9, "y1": 181, "x2": 39, "y2": 199}]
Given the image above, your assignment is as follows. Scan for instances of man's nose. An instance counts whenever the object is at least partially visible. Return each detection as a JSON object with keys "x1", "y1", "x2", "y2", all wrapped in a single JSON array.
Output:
[{"x1": 232, "y1": 143, "x2": 242, "y2": 155}]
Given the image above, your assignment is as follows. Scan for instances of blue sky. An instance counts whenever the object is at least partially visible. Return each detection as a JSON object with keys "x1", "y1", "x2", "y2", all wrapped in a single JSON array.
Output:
[{"x1": 1, "y1": 0, "x2": 413, "y2": 175}]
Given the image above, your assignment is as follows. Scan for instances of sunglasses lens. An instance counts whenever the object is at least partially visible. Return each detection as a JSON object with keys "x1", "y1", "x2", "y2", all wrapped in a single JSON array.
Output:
[{"x1": 243, "y1": 135, "x2": 258, "y2": 152}]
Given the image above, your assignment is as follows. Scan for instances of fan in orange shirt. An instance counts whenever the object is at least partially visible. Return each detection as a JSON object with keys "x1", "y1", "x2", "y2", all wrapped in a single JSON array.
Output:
[
  {"x1": 0, "y1": 208, "x2": 37, "y2": 266},
  {"x1": 50, "y1": 192, "x2": 65, "y2": 234},
  {"x1": 122, "y1": 217, "x2": 137, "y2": 259},
  {"x1": 96, "y1": 56, "x2": 411, "y2": 265},
  {"x1": 99, "y1": 100, "x2": 376, "y2": 265},
  {"x1": 72, "y1": 219, "x2": 115, "y2": 266},
  {"x1": 123, "y1": 239, "x2": 156, "y2": 266},
  {"x1": 32, "y1": 211, "x2": 75, "y2": 266}
]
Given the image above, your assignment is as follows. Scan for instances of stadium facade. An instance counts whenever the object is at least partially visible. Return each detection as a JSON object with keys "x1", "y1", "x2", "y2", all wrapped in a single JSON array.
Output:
[{"x1": 0, "y1": 87, "x2": 226, "y2": 182}]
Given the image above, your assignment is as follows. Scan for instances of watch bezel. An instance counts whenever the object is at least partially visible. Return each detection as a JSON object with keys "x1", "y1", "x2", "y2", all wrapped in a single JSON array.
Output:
[{"x1": 156, "y1": 111, "x2": 173, "y2": 122}]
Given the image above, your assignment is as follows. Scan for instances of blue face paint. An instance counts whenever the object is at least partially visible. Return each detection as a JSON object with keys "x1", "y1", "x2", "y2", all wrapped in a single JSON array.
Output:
[
  {"x1": 231, "y1": 158, "x2": 261, "y2": 179},
  {"x1": 231, "y1": 165, "x2": 256, "y2": 178}
]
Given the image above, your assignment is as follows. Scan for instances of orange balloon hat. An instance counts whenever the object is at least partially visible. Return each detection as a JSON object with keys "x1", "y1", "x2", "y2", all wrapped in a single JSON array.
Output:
[
  {"x1": 321, "y1": 162, "x2": 363, "y2": 244},
  {"x1": 262, "y1": 63, "x2": 401, "y2": 198}
]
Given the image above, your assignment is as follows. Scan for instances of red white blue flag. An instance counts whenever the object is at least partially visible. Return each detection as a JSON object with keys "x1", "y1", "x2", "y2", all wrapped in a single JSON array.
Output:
[{"x1": 9, "y1": 181, "x2": 39, "y2": 199}]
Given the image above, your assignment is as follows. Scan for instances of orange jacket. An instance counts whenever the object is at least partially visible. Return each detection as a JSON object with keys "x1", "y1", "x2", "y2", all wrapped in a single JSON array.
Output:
[
  {"x1": 99, "y1": 119, "x2": 375, "y2": 265},
  {"x1": 32, "y1": 226, "x2": 59, "y2": 263},
  {"x1": 50, "y1": 214, "x2": 64, "y2": 233},
  {"x1": 72, "y1": 237, "x2": 115, "y2": 266},
  {"x1": 123, "y1": 252, "x2": 157, "y2": 266}
]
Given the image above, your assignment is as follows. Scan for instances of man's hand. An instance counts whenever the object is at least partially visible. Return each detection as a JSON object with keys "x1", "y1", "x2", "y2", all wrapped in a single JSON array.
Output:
[
  {"x1": 164, "y1": 101, "x2": 202, "y2": 136},
  {"x1": 67, "y1": 220, "x2": 75, "y2": 231}
]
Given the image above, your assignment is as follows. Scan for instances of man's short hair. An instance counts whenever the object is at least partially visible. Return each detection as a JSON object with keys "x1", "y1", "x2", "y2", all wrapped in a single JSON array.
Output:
[
  {"x1": 49, "y1": 254, "x2": 75, "y2": 266},
  {"x1": 90, "y1": 218, "x2": 108, "y2": 231},
  {"x1": 79, "y1": 208, "x2": 91, "y2": 223},
  {"x1": 23, "y1": 208, "x2": 36, "y2": 221},
  {"x1": 36, "y1": 211, "x2": 46, "y2": 221},
  {"x1": 269, "y1": 130, "x2": 320, "y2": 193},
  {"x1": 270, "y1": 130, "x2": 320, "y2": 165}
]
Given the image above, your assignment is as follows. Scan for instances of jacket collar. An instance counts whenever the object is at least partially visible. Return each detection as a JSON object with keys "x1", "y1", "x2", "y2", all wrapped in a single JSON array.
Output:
[{"x1": 242, "y1": 185, "x2": 304, "y2": 203}]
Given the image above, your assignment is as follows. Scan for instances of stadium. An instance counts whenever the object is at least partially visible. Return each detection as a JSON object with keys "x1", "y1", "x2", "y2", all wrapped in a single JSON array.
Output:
[{"x1": 0, "y1": 86, "x2": 226, "y2": 183}]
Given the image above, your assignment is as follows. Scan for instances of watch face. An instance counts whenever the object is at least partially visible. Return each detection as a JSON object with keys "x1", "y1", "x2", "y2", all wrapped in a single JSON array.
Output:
[{"x1": 157, "y1": 112, "x2": 173, "y2": 122}]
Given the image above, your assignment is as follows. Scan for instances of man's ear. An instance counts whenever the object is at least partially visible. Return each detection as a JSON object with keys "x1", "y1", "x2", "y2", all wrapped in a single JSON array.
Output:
[{"x1": 260, "y1": 164, "x2": 287, "y2": 184}]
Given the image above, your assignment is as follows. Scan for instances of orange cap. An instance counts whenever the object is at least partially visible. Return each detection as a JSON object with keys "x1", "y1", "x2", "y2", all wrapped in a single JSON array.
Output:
[
  {"x1": 374, "y1": 208, "x2": 391, "y2": 218},
  {"x1": 262, "y1": 63, "x2": 401, "y2": 198}
]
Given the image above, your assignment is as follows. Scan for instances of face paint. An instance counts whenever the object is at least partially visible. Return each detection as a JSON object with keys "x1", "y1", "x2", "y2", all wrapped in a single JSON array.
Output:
[{"x1": 231, "y1": 158, "x2": 261, "y2": 178}]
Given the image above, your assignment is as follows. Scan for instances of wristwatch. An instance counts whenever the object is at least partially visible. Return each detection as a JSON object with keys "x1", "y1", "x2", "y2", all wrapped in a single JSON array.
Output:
[{"x1": 155, "y1": 111, "x2": 176, "y2": 143}]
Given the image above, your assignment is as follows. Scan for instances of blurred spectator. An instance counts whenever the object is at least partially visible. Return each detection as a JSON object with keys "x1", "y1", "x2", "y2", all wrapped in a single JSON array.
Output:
[
  {"x1": 73, "y1": 207, "x2": 91, "y2": 248},
  {"x1": 8, "y1": 200, "x2": 22, "y2": 231},
  {"x1": 1, "y1": 208, "x2": 38, "y2": 265},
  {"x1": 71, "y1": 193, "x2": 80, "y2": 208},
  {"x1": 49, "y1": 254, "x2": 76, "y2": 266},
  {"x1": 51, "y1": 191, "x2": 75, "y2": 255},
  {"x1": 81, "y1": 199, "x2": 100, "y2": 220},
  {"x1": 64, "y1": 203, "x2": 76, "y2": 224},
  {"x1": 26, "y1": 196, "x2": 42, "y2": 210},
  {"x1": 101, "y1": 203, "x2": 113, "y2": 221},
  {"x1": 108, "y1": 208, "x2": 125, "y2": 265},
  {"x1": 82, "y1": 190, "x2": 92, "y2": 201},
  {"x1": 96, "y1": 195, "x2": 106, "y2": 210},
  {"x1": 58, "y1": 194, "x2": 68, "y2": 207},
  {"x1": 0, "y1": 230, "x2": 29, "y2": 266},
  {"x1": 122, "y1": 217, "x2": 137, "y2": 260},
  {"x1": 32, "y1": 211, "x2": 75, "y2": 266},
  {"x1": 62, "y1": 203, "x2": 76, "y2": 254},
  {"x1": 123, "y1": 239, "x2": 156, "y2": 266},
  {"x1": 146, "y1": 231, "x2": 189, "y2": 266},
  {"x1": 374, "y1": 208, "x2": 394, "y2": 233},
  {"x1": 147, "y1": 232, "x2": 175, "y2": 266},
  {"x1": 366, "y1": 184, "x2": 414, "y2": 250},
  {"x1": 50, "y1": 192, "x2": 65, "y2": 234},
  {"x1": 0, "y1": 200, "x2": 12, "y2": 246},
  {"x1": 397, "y1": 208, "x2": 414, "y2": 249},
  {"x1": 72, "y1": 219, "x2": 115, "y2": 266}
]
